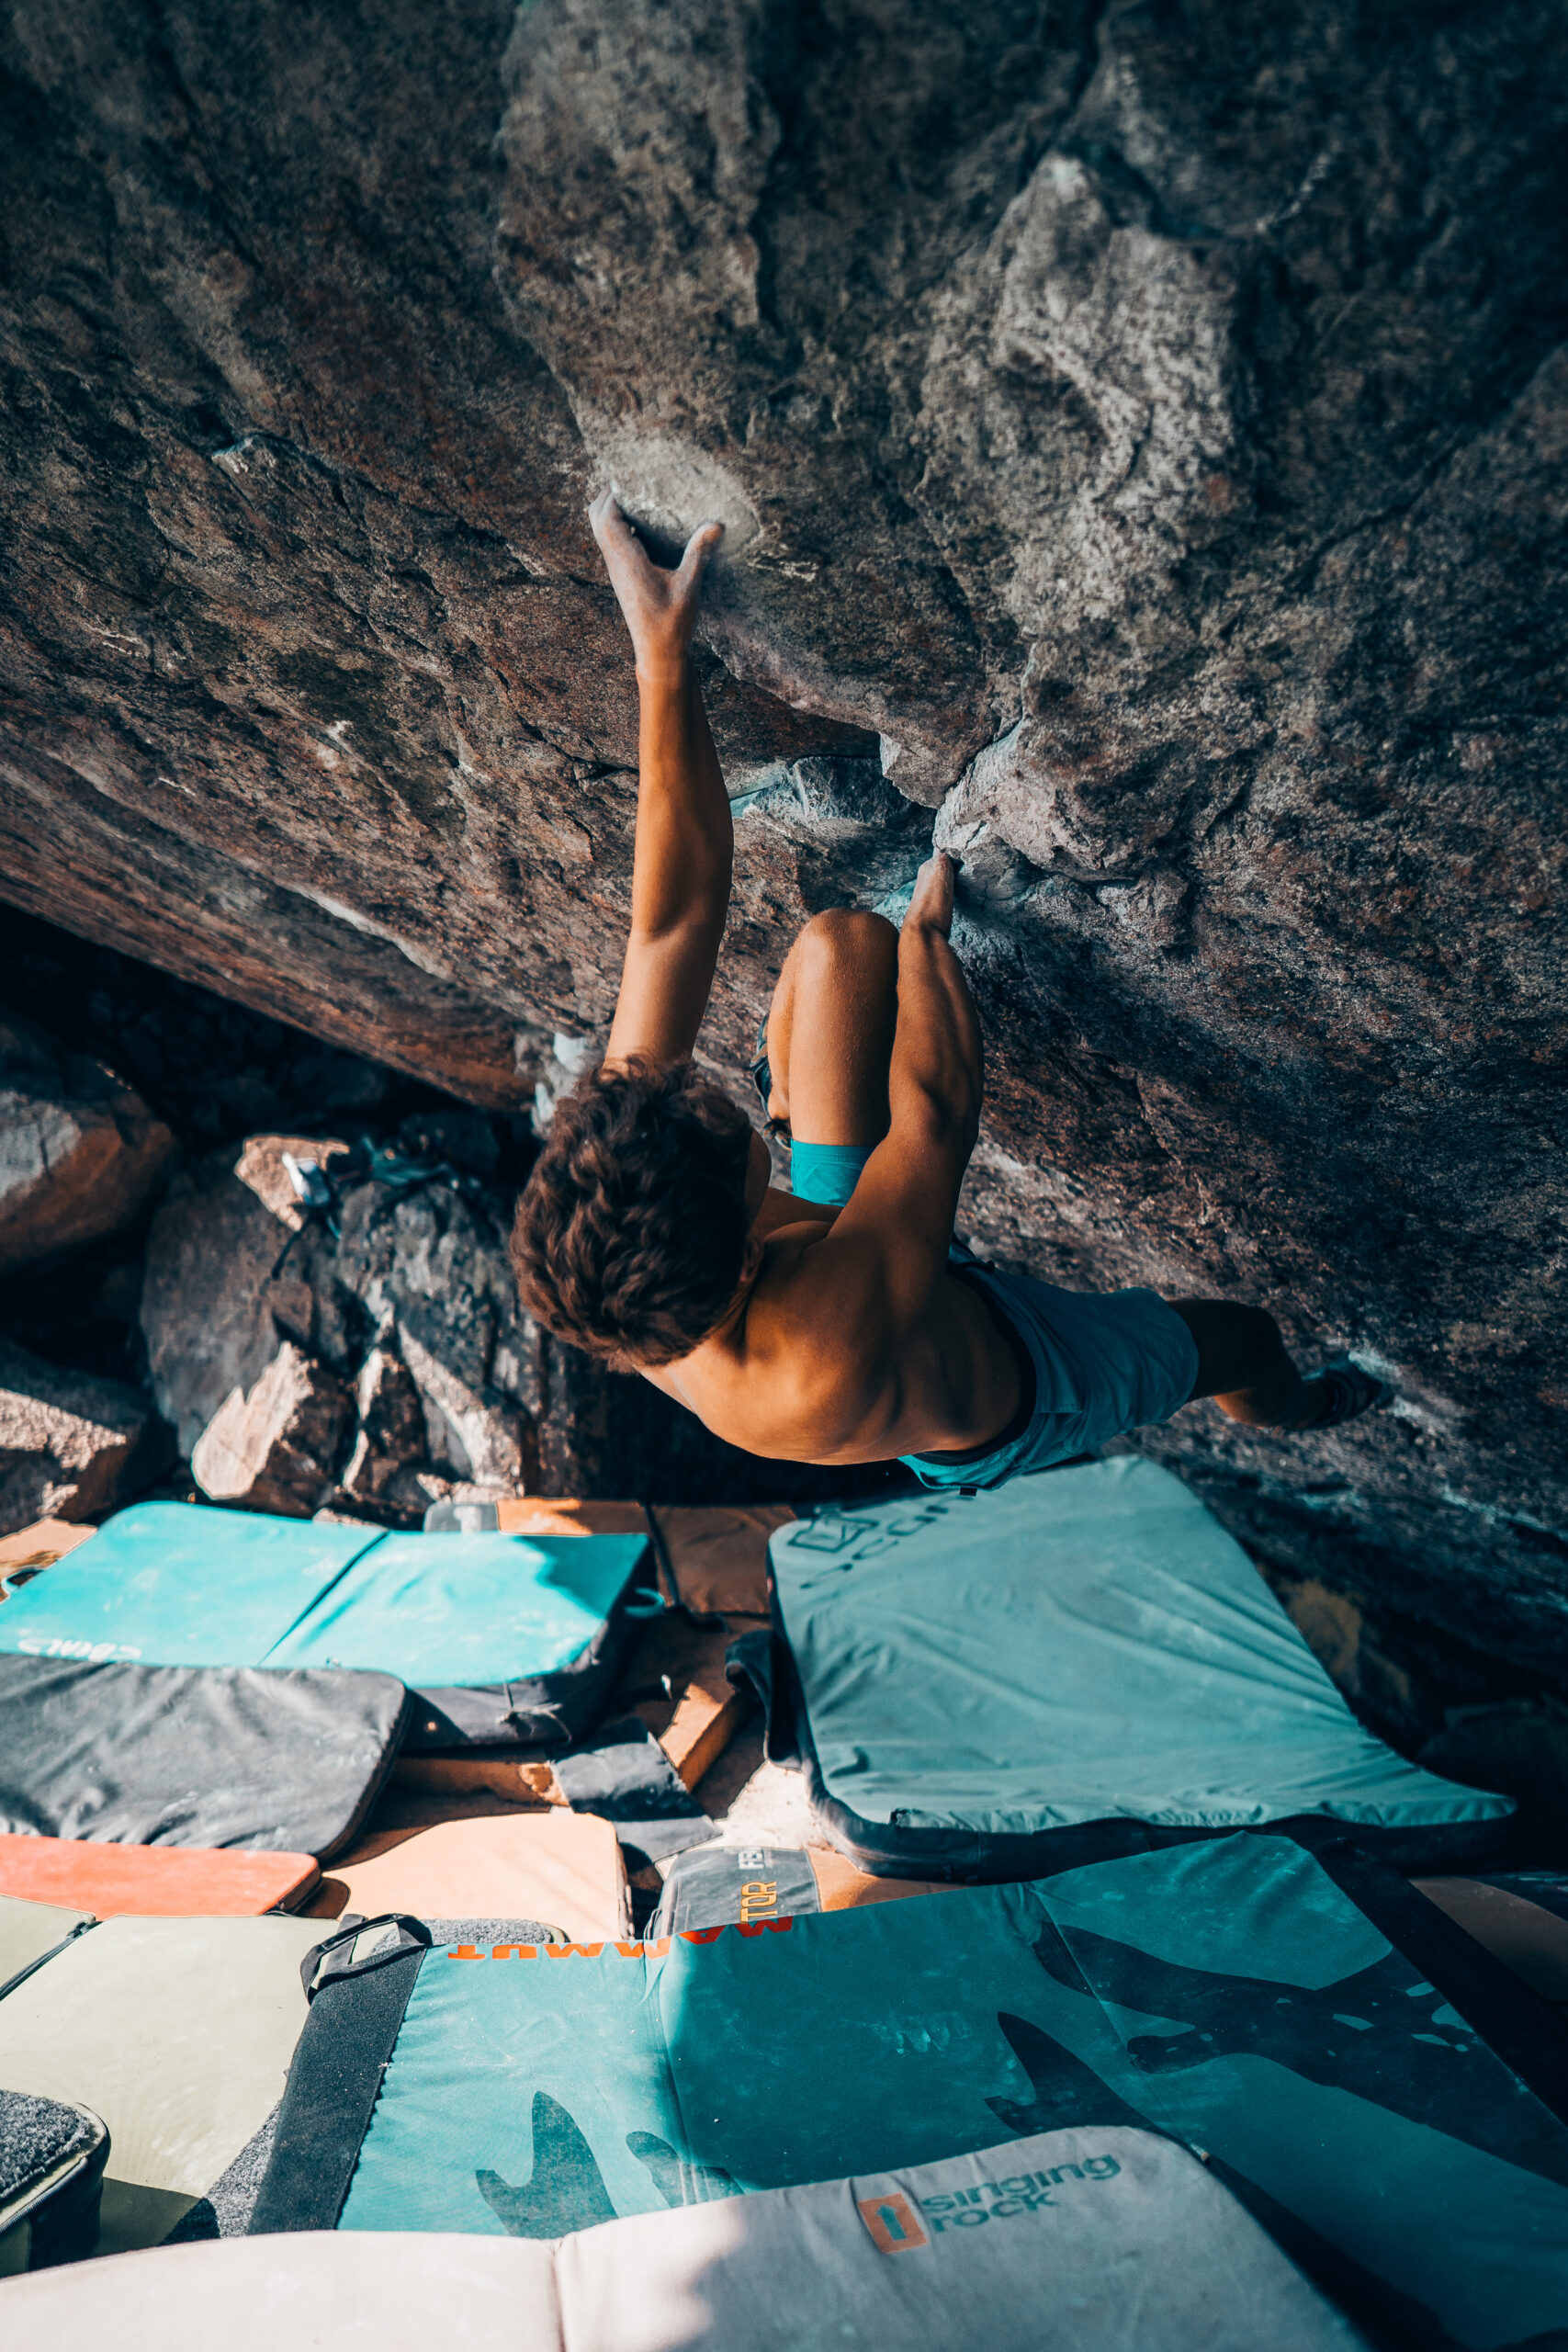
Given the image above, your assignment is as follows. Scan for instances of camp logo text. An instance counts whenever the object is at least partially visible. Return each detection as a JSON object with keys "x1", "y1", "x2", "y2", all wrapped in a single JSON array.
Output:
[
  {"x1": 15, "y1": 1633, "x2": 141, "y2": 1662},
  {"x1": 858, "y1": 2158, "x2": 1122, "y2": 2250}
]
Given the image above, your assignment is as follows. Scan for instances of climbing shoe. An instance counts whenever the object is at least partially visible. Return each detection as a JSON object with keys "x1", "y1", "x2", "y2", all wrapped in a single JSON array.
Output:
[{"x1": 1310, "y1": 1363, "x2": 1393, "y2": 1429}]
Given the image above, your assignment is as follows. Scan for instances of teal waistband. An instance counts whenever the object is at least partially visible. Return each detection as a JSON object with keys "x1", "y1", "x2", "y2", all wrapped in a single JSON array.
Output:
[{"x1": 789, "y1": 1140, "x2": 874, "y2": 1206}]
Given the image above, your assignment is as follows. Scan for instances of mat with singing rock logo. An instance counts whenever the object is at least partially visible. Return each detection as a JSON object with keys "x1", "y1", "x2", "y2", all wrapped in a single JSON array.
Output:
[
  {"x1": 733, "y1": 1458, "x2": 1513, "y2": 1878},
  {"x1": 0, "y1": 2127, "x2": 1356, "y2": 2349},
  {"x1": 249, "y1": 1832, "x2": 1568, "y2": 2349},
  {"x1": 0, "y1": 1501, "x2": 657, "y2": 1744}
]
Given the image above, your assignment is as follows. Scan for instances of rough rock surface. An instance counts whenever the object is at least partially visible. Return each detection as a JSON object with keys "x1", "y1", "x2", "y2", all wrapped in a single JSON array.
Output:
[
  {"x1": 0, "y1": 1013, "x2": 175, "y2": 1274},
  {"x1": 3, "y1": 3, "x2": 1566, "y2": 1666},
  {"x1": 0, "y1": 1338, "x2": 168, "y2": 1532},
  {"x1": 191, "y1": 1340, "x2": 352, "y2": 1516}
]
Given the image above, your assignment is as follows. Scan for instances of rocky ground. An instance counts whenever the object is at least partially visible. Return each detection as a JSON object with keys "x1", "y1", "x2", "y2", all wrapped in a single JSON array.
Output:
[{"x1": 0, "y1": 6, "x2": 1564, "y2": 1706}]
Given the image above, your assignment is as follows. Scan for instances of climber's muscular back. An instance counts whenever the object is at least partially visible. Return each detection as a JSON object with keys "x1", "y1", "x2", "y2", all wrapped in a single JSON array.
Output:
[{"x1": 639, "y1": 1201, "x2": 1019, "y2": 1464}]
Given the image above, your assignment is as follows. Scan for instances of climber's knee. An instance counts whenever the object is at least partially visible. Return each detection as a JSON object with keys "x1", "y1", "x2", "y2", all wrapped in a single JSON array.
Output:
[
  {"x1": 771, "y1": 909, "x2": 898, "y2": 1147},
  {"x1": 790, "y1": 906, "x2": 898, "y2": 989}
]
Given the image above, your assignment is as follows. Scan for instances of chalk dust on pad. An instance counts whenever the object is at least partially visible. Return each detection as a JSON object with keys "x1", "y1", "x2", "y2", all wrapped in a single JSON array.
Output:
[{"x1": 763, "y1": 1459, "x2": 1511, "y2": 1870}]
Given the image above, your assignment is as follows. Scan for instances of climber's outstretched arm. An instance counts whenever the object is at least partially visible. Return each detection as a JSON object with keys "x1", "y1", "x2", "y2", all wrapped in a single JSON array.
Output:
[{"x1": 592, "y1": 492, "x2": 729, "y2": 1069}]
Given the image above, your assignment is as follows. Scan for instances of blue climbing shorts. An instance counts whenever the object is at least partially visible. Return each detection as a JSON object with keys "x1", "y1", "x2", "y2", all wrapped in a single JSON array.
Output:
[{"x1": 903, "y1": 1246, "x2": 1201, "y2": 1489}]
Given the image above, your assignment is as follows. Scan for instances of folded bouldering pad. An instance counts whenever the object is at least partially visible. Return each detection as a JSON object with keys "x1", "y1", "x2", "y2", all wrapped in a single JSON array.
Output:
[
  {"x1": 0, "y1": 1910, "x2": 321, "y2": 2257},
  {"x1": 739, "y1": 1460, "x2": 1512, "y2": 1877},
  {"x1": 0, "y1": 1502, "x2": 654, "y2": 1745},
  {"x1": 7, "y1": 2126, "x2": 1359, "y2": 2348},
  {"x1": 0, "y1": 1833, "x2": 319, "y2": 1917},
  {"x1": 250, "y1": 1831, "x2": 1568, "y2": 2350},
  {"x1": 652, "y1": 1842, "x2": 957, "y2": 1935},
  {"x1": 0, "y1": 1654, "x2": 410, "y2": 1860},
  {"x1": 303, "y1": 1813, "x2": 631, "y2": 1942},
  {"x1": 0, "y1": 2089, "x2": 109, "y2": 2275}
]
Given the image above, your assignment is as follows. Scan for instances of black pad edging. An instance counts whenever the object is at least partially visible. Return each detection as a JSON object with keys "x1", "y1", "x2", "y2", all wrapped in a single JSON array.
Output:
[
  {"x1": 315, "y1": 1679, "x2": 417, "y2": 1862},
  {"x1": 400, "y1": 1556, "x2": 653, "y2": 1749},
  {"x1": 249, "y1": 1931, "x2": 427, "y2": 2233}
]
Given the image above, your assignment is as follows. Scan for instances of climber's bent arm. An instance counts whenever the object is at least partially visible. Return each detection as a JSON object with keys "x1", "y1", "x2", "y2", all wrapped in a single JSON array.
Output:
[{"x1": 590, "y1": 492, "x2": 730, "y2": 1070}]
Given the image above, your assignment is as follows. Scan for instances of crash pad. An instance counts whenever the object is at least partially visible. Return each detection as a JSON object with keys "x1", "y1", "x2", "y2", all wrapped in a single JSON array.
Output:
[
  {"x1": 304, "y1": 1813, "x2": 630, "y2": 1942},
  {"x1": 8, "y1": 2128, "x2": 1357, "y2": 2348},
  {"x1": 649, "y1": 1505, "x2": 795, "y2": 1618},
  {"x1": 1416, "y1": 1876, "x2": 1568, "y2": 2010},
  {"x1": 0, "y1": 2089, "x2": 109, "y2": 2274},
  {"x1": 0, "y1": 1655, "x2": 410, "y2": 1860},
  {"x1": 251, "y1": 1831, "x2": 1568, "y2": 2351},
  {"x1": 0, "y1": 1502, "x2": 653, "y2": 1745},
  {"x1": 0, "y1": 1911, "x2": 321, "y2": 2257},
  {"x1": 0, "y1": 1833, "x2": 319, "y2": 1917},
  {"x1": 747, "y1": 1460, "x2": 1512, "y2": 1876},
  {"x1": 0, "y1": 1891, "x2": 91, "y2": 1996}
]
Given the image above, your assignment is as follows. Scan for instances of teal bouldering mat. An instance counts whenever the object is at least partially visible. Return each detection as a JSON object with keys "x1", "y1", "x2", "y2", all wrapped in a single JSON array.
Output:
[
  {"x1": 252, "y1": 1835, "x2": 1568, "y2": 2349},
  {"x1": 735, "y1": 1460, "x2": 1510, "y2": 1875},
  {"x1": 0, "y1": 1503, "x2": 656, "y2": 1744}
]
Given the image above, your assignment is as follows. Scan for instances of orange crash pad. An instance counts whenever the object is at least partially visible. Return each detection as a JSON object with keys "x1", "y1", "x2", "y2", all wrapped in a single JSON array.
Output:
[
  {"x1": 0, "y1": 1833, "x2": 320, "y2": 1917},
  {"x1": 304, "y1": 1810, "x2": 630, "y2": 1941}
]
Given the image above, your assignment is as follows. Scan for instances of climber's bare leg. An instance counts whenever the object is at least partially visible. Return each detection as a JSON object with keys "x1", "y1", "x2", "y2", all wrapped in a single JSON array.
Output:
[
  {"x1": 761, "y1": 909, "x2": 898, "y2": 1145},
  {"x1": 1168, "y1": 1298, "x2": 1330, "y2": 1430}
]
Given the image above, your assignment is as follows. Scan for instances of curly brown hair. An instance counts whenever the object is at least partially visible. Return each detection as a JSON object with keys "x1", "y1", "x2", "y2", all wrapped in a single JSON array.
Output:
[{"x1": 510, "y1": 1057, "x2": 755, "y2": 1366}]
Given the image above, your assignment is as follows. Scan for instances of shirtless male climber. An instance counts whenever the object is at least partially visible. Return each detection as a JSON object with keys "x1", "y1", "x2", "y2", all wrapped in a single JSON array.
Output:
[{"x1": 511, "y1": 496, "x2": 1389, "y2": 1485}]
